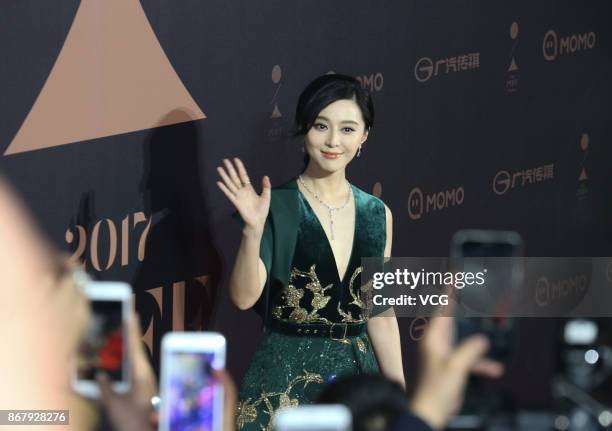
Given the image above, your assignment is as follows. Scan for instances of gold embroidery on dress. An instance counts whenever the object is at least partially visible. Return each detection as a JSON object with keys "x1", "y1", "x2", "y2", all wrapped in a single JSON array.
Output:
[
  {"x1": 275, "y1": 265, "x2": 368, "y2": 326},
  {"x1": 337, "y1": 266, "x2": 366, "y2": 324},
  {"x1": 235, "y1": 370, "x2": 325, "y2": 430},
  {"x1": 275, "y1": 265, "x2": 333, "y2": 324},
  {"x1": 356, "y1": 336, "x2": 367, "y2": 354}
]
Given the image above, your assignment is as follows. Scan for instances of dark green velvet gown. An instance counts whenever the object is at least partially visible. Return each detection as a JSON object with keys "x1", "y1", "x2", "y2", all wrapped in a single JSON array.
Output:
[{"x1": 235, "y1": 182, "x2": 387, "y2": 431}]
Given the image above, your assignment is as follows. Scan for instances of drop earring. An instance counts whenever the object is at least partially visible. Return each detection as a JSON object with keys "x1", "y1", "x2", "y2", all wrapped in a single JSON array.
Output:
[{"x1": 356, "y1": 145, "x2": 362, "y2": 157}]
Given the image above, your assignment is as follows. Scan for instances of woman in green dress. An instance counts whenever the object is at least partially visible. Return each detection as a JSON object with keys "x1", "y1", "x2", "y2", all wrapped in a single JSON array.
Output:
[{"x1": 216, "y1": 74, "x2": 404, "y2": 430}]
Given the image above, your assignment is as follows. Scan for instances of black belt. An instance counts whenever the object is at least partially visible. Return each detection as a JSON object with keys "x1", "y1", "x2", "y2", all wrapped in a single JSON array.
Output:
[{"x1": 269, "y1": 318, "x2": 366, "y2": 340}]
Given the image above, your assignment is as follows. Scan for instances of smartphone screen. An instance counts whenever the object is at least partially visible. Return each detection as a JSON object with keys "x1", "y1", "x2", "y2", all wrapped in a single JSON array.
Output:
[
  {"x1": 77, "y1": 299, "x2": 125, "y2": 381},
  {"x1": 273, "y1": 405, "x2": 352, "y2": 431},
  {"x1": 163, "y1": 351, "x2": 218, "y2": 431},
  {"x1": 451, "y1": 230, "x2": 523, "y2": 362}
]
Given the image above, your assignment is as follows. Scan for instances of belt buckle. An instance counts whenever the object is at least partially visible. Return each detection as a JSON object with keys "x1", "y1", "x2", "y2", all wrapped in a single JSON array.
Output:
[{"x1": 330, "y1": 323, "x2": 348, "y2": 341}]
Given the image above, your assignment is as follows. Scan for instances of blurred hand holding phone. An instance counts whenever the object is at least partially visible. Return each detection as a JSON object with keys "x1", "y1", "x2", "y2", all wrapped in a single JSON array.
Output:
[{"x1": 450, "y1": 229, "x2": 524, "y2": 364}]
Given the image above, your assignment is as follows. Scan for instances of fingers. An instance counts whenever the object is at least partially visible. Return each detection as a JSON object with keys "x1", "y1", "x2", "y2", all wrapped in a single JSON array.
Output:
[
  {"x1": 223, "y1": 159, "x2": 242, "y2": 188},
  {"x1": 448, "y1": 335, "x2": 489, "y2": 375},
  {"x1": 234, "y1": 158, "x2": 252, "y2": 187},
  {"x1": 216, "y1": 181, "x2": 239, "y2": 206},
  {"x1": 423, "y1": 316, "x2": 453, "y2": 359},
  {"x1": 211, "y1": 369, "x2": 237, "y2": 431},
  {"x1": 471, "y1": 358, "x2": 504, "y2": 378},
  {"x1": 127, "y1": 312, "x2": 158, "y2": 397},
  {"x1": 217, "y1": 166, "x2": 239, "y2": 194},
  {"x1": 212, "y1": 369, "x2": 237, "y2": 402},
  {"x1": 261, "y1": 176, "x2": 271, "y2": 199},
  {"x1": 96, "y1": 372, "x2": 117, "y2": 406}
]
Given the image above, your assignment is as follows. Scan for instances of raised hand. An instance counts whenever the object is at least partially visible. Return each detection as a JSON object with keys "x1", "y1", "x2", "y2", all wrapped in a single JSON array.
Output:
[{"x1": 216, "y1": 158, "x2": 271, "y2": 235}]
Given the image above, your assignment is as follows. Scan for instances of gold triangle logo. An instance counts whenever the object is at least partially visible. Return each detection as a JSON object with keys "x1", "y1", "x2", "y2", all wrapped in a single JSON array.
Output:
[
  {"x1": 271, "y1": 103, "x2": 282, "y2": 119},
  {"x1": 508, "y1": 58, "x2": 519, "y2": 72},
  {"x1": 4, "y1": 0, "x2": 205, "y2": 156}
]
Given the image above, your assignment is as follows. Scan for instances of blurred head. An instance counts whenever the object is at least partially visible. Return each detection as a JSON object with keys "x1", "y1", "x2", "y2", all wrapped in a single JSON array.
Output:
[
  {"x1": 294, "y1": 74, "x2": 374, "y2": 174},
  {"x1": 317, "y1": 374, "x2": 407, "y2": 431},
  {"x1": 0, "y1": 176, "x2": 91, "y2": 427}
]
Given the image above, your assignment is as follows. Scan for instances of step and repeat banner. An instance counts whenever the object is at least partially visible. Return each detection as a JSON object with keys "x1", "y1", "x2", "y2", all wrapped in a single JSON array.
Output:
[{"x1": 1, "y1": 0, "x2": 611, "y2": 404}]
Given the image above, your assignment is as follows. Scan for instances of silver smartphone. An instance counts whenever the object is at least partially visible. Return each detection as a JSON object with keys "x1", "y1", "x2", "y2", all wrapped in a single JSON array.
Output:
[
  {"x1": 159, "y1": 332, "x2": 226, "y2": 431},
  {"x1": 273, "y1": 405, "x2": 352, "y2": 431},
  {"x1": 72, "y1": 281, "x2": 131, "y2": 398}
]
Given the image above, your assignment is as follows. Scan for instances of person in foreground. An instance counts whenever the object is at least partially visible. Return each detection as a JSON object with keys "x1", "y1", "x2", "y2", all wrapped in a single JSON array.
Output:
[
  {"x1": 217, "y1": 74, "x2": 404, "y2": 429},
  {"x1": 319, "y1": 316, "x2": 504, "y2": 431}
]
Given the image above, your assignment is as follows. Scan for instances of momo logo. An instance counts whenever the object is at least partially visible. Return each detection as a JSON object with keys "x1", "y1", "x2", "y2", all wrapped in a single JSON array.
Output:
[
  {"x1": 408, "y1": 188, "x2": 424, "y2": 219},
  {"x1": 414, "y1": 52, "x2": 480, "y2": 83},
  {"x1": 543, "y1": 29, "x2": 596, "y2": 61},
  {"x1": 4, "y1": 0, "x2": 205, "y2": 156},
  {"x1": 356, "y1": 73, "x2": 384, "y2": 92},
  {"x1": 493, "y1": 164, "x2": 554, "y2": 196},
  {"x1": 408, "y1": 186, "x2": 465, "y2": 220},
  {"x1": 535, "y1": 274, "x2": 588, "y2": 307}
]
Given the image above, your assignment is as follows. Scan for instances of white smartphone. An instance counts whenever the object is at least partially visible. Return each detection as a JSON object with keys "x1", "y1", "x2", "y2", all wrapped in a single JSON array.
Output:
[
  {"x1": 72, "y1": 281, "x2": 131, "y2": 398},
  {"x1": 273, "y1": 405, "x2": 352, "y2": 431},
  {"x1": 159, "y1": 332, "x2": 226, "y2": 431}
]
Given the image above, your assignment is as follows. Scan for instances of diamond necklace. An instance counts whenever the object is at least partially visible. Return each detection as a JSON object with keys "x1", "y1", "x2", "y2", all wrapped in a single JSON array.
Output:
[{"x1": 298, "y1": 175, "x2": 352, "y2": 241}]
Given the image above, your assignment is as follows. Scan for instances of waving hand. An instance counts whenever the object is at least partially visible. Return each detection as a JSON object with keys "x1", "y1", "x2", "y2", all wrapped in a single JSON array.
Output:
[{"x1": 216, "y1": 158, "x2": 271, "y2": 235}]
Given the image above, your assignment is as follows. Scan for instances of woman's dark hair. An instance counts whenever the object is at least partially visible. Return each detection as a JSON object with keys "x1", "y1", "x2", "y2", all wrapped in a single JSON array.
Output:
[
  {"x1": 294, "y1": 74, "x2": 375, "y2": 171},
  {"x1": 317, "y1": 374, "x2": 407, "y2": 431}
]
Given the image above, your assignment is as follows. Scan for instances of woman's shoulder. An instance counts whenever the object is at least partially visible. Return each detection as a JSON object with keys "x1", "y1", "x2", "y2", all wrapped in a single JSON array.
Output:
[
  {"x1": 270, "y1": 177, "x2": 298, "y2": 194},
  {"x1": 352, "y1": 183, "x2": 388, "y2": 212}
]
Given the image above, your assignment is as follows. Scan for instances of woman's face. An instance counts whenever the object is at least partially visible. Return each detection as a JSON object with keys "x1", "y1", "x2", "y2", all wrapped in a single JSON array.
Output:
[{"x1": 304, "y1": 98, "x2": 368, "y2": 174}]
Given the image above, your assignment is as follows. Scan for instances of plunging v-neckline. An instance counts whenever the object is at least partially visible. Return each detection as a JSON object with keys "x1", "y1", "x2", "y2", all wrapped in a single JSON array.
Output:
[{"x1": 297, "y1": 186, "x2": 357, "y2": 284}]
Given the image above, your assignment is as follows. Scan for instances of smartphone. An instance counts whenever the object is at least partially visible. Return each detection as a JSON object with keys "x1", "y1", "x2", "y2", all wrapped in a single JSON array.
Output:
[
  {"x1": 450, "y1": 229, "x2": 523, "y2": 362},
  {"x1": 273, "y1": 405, "x2": 352, "y2": 431},
  {"x1": 72, "y1": 281, "x2": 131, "y2": 398},
  {"x1": 159, "y1": 332, "x2": 226, "y2": 431}
]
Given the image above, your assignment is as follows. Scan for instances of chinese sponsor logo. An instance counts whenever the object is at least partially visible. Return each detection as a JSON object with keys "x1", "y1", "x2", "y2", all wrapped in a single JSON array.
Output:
[
  {"x1": 407, "y1": 186, "x2": 465, "y2": 220},
  {"x1": 492, "y1": 164, "x2": 554, "y2": 196},
  {"x1": 414, "y1": 53, "x2": 480, "y2": 83},
  {"x1": 506, "y1": 22, "x2": 520, "y2": 93},
  {"x1": 409, "y1": 317, "x2": 429, "y2": 341},
  {"x1": 356, "y1": 73, "x2": 384, "y2": 92},
  {"x1": 543, "y1": 30, "x2": 596, "y2": 61}
]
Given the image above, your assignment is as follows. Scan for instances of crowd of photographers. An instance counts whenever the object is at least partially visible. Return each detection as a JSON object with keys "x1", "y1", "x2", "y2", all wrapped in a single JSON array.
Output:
[{"x1": 0, "y1": 176, "x2": 503, "y2": 430}]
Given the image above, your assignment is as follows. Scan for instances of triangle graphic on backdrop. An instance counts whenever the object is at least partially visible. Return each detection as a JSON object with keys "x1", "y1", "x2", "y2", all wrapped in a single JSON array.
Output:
[
  {"x1": 271, "y1": 104, "x2": 282, "y2": 119},
  {"x1": 508, "y1": 58, "x2": 519, "y2": 72},
  {"x1": 4, "y1": 0, "x2": 205, "y2": 156},
  {"x1": 579, "y1": 168, "x2": 588, "y2": 181}
]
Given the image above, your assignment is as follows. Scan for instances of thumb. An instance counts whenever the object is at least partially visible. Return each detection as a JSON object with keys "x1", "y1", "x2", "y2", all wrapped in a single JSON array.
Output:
[
  {"x1": 96, "y1": 371, "x2": 116, "y2": 406},
  {"x1": 261, "y1": 176, "x2": 271, "y2": 199},
  {"x1": 448, "y1": 335, "x2": 489, "y2": 376}
]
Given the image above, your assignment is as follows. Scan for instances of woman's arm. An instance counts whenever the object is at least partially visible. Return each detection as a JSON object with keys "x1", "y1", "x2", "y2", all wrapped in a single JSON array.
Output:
[
  {"x1": 228, "y1": 229, "x2": 267, "y2": 310},
  {"x1": 367, "y1": 204, "x2": 406, "y2": 388},
  {"x1": 216, "y1": 158, "x2": 271, "y2": 310}
]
